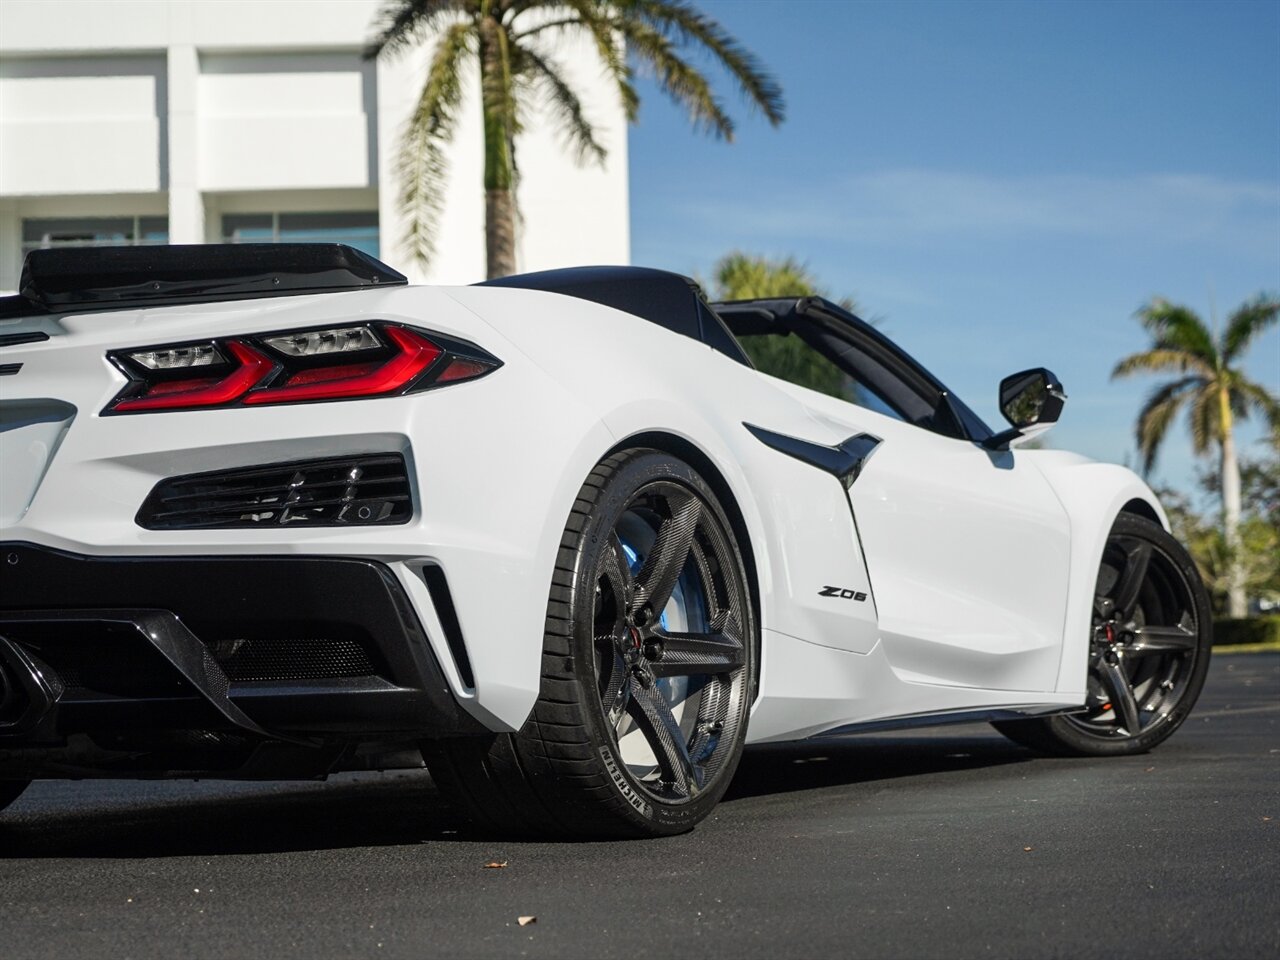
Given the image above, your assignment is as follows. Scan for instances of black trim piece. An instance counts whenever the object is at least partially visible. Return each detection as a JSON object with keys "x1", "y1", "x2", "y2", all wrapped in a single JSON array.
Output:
[
  {"x1": 16, "y1": 243, "x2": 406, "y2": 315},
  {"x1": 0, "y1": 330, "x2": 49, "y2": 347},
  {"x1": 744, "y1": 423, "x2": 881, "y2": 489},
  {"x1": 417, "y1": 565, "x2": 475, "y2": 690},
  {"x1": 0, "y1": 297, "x2": 48, "y2": 321},
  {"x1": 841, "y1": 494, "x2": 879, "y2": 618},
  {"x1": 0, "y1": 363, "x2": 21, "y2": 377}
]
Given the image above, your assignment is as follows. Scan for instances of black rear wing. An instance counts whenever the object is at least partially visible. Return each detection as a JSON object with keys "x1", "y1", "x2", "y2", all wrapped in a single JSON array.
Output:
[{"x1": 0, "y1": 243, "x2": 406, "y2": 319}]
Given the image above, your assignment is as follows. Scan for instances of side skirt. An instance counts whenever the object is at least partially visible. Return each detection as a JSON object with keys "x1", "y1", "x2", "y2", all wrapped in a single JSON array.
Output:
[{"x1": 809, "y1": 704, "x2": 1085, "y2": 739}]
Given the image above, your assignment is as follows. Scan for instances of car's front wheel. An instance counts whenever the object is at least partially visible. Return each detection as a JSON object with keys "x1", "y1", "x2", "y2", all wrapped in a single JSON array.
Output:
[
  {"x1": 995, "y1": 513, "x2": 1212, "y2": 756},
  {"x1": 425, "y1": 448, "x2": 757, "y2": 838}
]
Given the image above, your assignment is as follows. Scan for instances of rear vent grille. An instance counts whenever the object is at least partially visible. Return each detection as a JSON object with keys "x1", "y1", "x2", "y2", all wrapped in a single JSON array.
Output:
[
  {"x1": 137, "y1": 454, "x2": 413, "y2": 530},
  {"x1": 208, "y1": 637, "x2": 378, "y2": 683}
]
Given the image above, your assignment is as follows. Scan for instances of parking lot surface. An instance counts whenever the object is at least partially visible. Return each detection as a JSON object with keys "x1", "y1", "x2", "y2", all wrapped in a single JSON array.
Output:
[{"x1": 2, "y1": 652, "x2": 1276, "y2": 959}]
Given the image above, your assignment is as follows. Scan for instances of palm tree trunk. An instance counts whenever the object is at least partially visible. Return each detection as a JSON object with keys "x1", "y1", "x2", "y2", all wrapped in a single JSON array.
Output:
[
  {"x1": 1219, "y1": 387, "x2": 1247, "y2": 617},
  {"x1": 485, "y1": 188, "x2": 516, "y2": 278},
  {"x1": 478, "y1": 15, "x2": 516, "y2": 279}
]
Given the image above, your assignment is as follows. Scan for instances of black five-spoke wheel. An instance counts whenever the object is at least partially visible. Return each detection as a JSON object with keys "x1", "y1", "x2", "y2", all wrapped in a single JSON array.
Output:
[
  {"x1": 593, "y1": 480, "x2": 750, "y2": 802},
  {"x1": 995, "y1": 513, "x2": 1212, "y2": 756},
  {"x1": 425, "y1": 449, "x2": 755, "y2": 837}
]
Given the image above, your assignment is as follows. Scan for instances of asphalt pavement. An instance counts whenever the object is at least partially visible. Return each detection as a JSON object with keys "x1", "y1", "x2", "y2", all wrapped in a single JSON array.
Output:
[{"x1": 2, "y1": 652, "x2": 1276, "y2": 960}]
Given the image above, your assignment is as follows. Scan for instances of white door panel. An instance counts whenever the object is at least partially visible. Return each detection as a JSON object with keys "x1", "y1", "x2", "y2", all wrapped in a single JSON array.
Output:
[
  {"x1": 777, "y1": 383, "x2": 1072, "y2": 694},
  {"x1": 852, "y1": 420, "x2": 1070, "y2": 691}
]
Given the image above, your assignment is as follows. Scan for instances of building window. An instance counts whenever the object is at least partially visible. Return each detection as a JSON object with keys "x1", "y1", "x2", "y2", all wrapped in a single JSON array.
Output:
[
  {"x1": 22, "y1": 216, "x2": 169, "y2": 257},
  {"x1": 222, "y1": 212, "x2": 379, "y2": 258}
]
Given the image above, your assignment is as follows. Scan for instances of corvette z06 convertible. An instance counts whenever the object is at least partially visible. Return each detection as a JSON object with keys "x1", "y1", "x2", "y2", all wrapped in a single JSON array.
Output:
[{"x1": 0, "y1": 245, "x2": 1212, "y2": 837}]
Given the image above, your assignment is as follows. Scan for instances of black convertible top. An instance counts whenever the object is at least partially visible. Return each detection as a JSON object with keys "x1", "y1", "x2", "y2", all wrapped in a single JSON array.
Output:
[{"x1": 479, "y1": 265, "x2": 750, "y2": 365}]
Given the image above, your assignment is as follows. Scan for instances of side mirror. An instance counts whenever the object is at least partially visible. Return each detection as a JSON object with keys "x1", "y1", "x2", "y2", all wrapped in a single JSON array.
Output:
[{"x1": 982, "y1": 367, "x2": 1066, "y2": 450}]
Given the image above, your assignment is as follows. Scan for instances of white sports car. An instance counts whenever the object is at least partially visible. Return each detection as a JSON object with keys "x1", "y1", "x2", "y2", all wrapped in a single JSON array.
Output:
[{"x1": 0, "y1": 244, "x2": 1212, "y2": 837}]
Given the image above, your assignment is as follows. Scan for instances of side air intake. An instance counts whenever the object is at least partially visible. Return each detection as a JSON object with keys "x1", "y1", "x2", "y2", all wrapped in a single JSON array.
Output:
[{"x1": 137, "y1": 454, "x2": 413, "y2": 530}]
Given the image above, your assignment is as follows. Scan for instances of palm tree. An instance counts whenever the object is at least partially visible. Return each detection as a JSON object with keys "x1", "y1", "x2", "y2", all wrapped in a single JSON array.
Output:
[
  {"x1": 1113, "y1": 295, "x2": 1280, "y2": 617},
  {"x1": 365, "y1": 0, "x2": 784, "y2": 279}
]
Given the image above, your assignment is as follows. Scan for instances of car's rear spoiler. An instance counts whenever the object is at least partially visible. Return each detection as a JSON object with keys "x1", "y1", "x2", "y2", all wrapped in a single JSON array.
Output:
[{"x1": 0, "y1": 243, "x2": 407, "y2": 319}]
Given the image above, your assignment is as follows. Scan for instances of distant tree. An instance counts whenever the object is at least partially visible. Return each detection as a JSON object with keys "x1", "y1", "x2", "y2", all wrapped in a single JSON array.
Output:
[
  {"x1": 1158, "y1": 482, "x2": 1279, "y2": 615},
  {"x1": 709, "y1": 252, "x2": 857, "y2": 401},
  {"x1": 1195, "y1": 431, "x2": 1280, "y2": 607},
  {"x1": 366, "y1": 1, "x2": 785, "y2": 279},
  {"x1": 1113, "y1": 295, "x2": 1279, "y2": 617}
]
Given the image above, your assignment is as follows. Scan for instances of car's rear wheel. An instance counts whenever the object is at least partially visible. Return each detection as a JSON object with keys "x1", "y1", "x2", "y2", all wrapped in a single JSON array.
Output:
[
  {"x1": 424, "y1": 448, "x2": 757, "y2": 838},
  {"x1": 0, "y1": 780, "x2": 30, "y2": 814},
  {"x1": 994, "y1": 513, "x2": 1212, "y2": 756}
]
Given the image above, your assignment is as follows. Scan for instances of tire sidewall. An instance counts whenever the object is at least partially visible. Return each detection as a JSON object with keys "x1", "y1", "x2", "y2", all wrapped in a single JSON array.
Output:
[
  {"x1": 1048, "y1": 513, "x2": 1214, "y2": 756},
  {"x1": 563, "y1": 449, "x2": 756, "y2": 835}
]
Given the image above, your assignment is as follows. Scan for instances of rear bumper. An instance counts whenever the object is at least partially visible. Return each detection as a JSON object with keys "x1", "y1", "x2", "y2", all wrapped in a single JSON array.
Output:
[{"x1": 0, "y1": 542, "x2": 484, "y2": 779}]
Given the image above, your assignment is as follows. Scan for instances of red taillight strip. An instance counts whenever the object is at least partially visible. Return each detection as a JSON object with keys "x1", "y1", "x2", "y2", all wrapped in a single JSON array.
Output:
[
  {"x1": 111, "y1": 340, "x2": 274, "y2": 412},
  {"x1": 241, "y1": 326, "x2": 443, "y2": 405}
]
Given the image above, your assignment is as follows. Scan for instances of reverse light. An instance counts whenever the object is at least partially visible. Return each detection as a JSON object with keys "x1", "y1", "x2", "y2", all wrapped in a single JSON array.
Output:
[
  {"x1": 104, "y1": 322, "x2": 500, "y2": 414},
  {"x1": 129, "y1": 343, "x2": 223, "y2": 369},
  {"x1": 262, "y1": 326, "x2": 382, "y2": 357}
]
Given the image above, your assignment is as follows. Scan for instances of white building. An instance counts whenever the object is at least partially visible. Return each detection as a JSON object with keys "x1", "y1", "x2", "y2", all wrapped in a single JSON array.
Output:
[{"x1": 0, "y1": 0, "x2": 630, "y2": 292}]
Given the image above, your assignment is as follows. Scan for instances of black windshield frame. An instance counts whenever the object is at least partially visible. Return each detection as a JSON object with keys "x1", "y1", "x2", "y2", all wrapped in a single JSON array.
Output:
[{"x1": 712, "y1": 296, "x2": 994, "y2": 443}]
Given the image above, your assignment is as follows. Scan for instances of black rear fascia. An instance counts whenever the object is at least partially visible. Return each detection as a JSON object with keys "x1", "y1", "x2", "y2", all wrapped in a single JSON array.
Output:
[
  {"x1": 0, "y1": 542, "x2": 481, "y2": 740},
  {"x1": 11, "y1": 243, "x2": 406, "y2": 317}
]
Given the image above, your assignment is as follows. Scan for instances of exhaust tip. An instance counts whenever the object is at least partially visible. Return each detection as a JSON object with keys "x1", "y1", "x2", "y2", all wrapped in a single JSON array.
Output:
[
  {"x1": 0, "y1": 657, "x2": 28, "y2": 724},
  {"x1": 0, "y1": 636, "x2": 54, "y2": 733}
]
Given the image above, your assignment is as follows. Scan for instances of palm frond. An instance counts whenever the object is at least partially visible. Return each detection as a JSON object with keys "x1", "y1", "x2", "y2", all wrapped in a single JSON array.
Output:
[
  {"x1": 620, "y1": 0, "x2": 784, "y2": 125},
  {"x1": 1136, "y1": 298, "x2": 1219, "y2": 368},
  {"x1": 541, "y1": 1, "x2": 640, "y2": 121},
  {"x1": 1111, "y1": 348, "x2": 1214, "y2": 381},
  {"x1": 1136, "y1": 376, "x2": 1198, "y2": 473},
  {"x1": 611, "y1": 17, "x2": 734, "y2": 138},
  {"x1": 1233, "y1": 376, "x2": 1280, "y2": 430},
  {"x1": 1221, "y1": 294, "x2": 1280, "y2": 362},
  {"x1": 1187, "y1": 384, "x2": 1220, "y2": 458},
  {"x1": 365, "y1": 0, "x2": 469, "y2": 60},
  {"x1": 395, "y1": 21, "x2": 473, "y2": 265},
  {"x1": 514, "y1": 45, "x2": 607, "y2": 164}
]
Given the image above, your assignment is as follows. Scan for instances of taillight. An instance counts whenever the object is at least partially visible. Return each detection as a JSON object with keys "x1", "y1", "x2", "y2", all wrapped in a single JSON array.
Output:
[{"x1": 103, "y1": 322, "x2": 499, "y2": 414}]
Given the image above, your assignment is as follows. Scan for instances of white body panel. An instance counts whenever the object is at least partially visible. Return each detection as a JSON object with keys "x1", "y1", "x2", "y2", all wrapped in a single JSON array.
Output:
[{"x1": 0, "y1": 281, "x2": 1167, "y2": 741}]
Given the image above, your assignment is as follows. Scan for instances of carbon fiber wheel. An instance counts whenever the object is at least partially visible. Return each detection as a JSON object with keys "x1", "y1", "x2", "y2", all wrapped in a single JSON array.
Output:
[
  {"x1": 995, "y1": 513, "x2": 1212, "y2": 756},
  {"x1": 425, "y1": 449, "x2": 756, "y2": 838}
]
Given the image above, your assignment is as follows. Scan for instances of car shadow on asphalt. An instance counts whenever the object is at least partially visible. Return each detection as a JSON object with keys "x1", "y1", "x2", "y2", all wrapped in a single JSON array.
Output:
[
  {"x1": 0, "y1": 730, "x2": 1031, "y2": 858},
  {"x1": 0, "y1": 772, "x2": 465, "y2": 858},
  {"x1": 723, "y1": 729, "x2": 1031, "y2": 802}
]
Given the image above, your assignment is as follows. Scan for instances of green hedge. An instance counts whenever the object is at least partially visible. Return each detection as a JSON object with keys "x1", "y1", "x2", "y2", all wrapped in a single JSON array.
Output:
[{"x1": 1213, "y1": 617, "x2": 1280, "y2": 646}]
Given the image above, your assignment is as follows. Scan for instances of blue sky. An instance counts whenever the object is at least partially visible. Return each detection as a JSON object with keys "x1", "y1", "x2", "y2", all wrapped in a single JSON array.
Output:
[{"x1": 625, "y1": 0, "x2": 1280, "y2": 503}]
